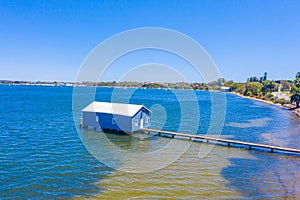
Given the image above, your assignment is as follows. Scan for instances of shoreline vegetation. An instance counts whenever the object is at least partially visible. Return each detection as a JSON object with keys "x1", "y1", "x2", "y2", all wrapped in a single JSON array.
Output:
[
  {"x1": 1, "y1": 71, "x2": 300, "y2": 116},
  {"x1": 226, "y1": 71, "x2": 300, "y2": 117}
]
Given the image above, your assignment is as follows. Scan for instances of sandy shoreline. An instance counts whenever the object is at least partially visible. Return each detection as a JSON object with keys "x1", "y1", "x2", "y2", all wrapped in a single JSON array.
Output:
[{"x1": 230, "y1": 92, "x2": 300, "y2": 117}]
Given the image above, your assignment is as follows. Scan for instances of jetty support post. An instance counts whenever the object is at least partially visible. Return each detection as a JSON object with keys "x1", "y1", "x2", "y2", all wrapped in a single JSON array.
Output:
[{"x1": 79, "y1": 118, "x2": 83, "y2": 127}]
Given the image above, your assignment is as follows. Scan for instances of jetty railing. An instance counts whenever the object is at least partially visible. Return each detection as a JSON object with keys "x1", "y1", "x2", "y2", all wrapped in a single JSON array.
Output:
[{"x1": 141, "y1": 128, "x2": 300, "y2": 155}]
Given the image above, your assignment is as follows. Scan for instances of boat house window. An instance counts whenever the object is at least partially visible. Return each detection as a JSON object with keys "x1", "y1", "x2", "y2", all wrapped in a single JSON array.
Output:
[{"x1": 134, "y1": 119, "x2": 138, "y2": 126}]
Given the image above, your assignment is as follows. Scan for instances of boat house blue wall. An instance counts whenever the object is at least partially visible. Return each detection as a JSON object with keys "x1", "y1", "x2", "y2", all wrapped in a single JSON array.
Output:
[{"x1": 82, "y1": 102, "x2": 151, "y2": 133}]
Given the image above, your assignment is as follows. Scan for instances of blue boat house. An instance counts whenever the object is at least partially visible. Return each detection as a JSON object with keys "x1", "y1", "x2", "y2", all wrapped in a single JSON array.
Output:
[{"x1": 81, "y1": 101, "x2": 151, "y2": 133}]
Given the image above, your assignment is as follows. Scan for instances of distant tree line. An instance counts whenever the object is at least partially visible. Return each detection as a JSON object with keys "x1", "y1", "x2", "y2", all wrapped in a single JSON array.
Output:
[
  {"x1": 247, "y1": 72, "x2": 268, "y2": 83},
  {"x1": 2, "y1": 71, "x2": 300, "y2": 107},
  {"x1": 227, "y1": 72, "x2": 298, "y2": 107}
]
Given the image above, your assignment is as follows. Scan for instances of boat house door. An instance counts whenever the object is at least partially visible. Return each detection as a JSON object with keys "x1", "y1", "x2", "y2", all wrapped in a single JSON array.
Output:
[{"x1": 140, "y1": 119, "x2": 144, "y2": 129}]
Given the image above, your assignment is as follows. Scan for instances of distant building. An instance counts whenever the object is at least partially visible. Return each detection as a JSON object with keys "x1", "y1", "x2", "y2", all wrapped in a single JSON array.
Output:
[
  {"x1": 81, "y1": 101, "x2": 151, "y2": 133},
  {"x1": 220, "y1": 86, "x2": 230, "y2": 92},
  {"x1": 275, "y1": 80, "x2": 292, "y2": 92}
]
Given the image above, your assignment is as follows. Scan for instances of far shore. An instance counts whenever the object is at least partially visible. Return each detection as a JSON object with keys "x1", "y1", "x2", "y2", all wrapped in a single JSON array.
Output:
[
  {"x1": 2, "y1": 82, "x2": 300, "y2": 117},
  {"x1": 230, "y1": 92, "x2": 300, "y2": 117}
]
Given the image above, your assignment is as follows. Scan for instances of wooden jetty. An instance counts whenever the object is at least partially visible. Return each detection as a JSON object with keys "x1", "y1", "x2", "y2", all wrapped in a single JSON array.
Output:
[{"x1": 141, "y1": 128, "x2": 300, "y2": 155}]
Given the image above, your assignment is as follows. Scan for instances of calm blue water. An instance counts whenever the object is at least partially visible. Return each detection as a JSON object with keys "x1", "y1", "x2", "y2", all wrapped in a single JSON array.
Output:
[{"x1": 1, "y1": 85, "x2": 300, "y2": 199}]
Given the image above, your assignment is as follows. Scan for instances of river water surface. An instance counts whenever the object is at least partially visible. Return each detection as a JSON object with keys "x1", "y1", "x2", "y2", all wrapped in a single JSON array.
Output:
[{"x1": 1, "y1": 85, "x2": 300, "y2": 199}]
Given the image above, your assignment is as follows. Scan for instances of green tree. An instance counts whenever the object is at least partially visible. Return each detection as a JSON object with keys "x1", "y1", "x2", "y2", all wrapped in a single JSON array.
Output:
[
  {"x1": 261, "y1": 80, "x2": 278, "y2": 94},
  {"x1": 290, "y1": 71, "x2": 300, "y2": 107},
  {"x1": 230, "y1": 82, "x2": 240, "y2": 92},
  {"x1": 237, "y1": 83, "x2": 246, "y2": 94},
  {"x1": 291, "y1": 84, "x2": 300, "y2": 94},
  {"x1": 291, "y1": 72, "x2": 300, "y2": 93},
  {"x1": 263, "y1": 72, "x2": 268, "y2": 81},
  {"x1": 243, "y1": 82, "x2": 262, "y2": 96},
  {"x1": 293, "y1": 72, "x2": 300, "y2": 88},
  {"x1": 291, "y1": 94, "x2": 300, "y2": 107}
]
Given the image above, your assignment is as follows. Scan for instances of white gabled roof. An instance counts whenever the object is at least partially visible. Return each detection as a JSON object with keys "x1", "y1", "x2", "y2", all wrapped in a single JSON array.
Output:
[{"x1": 82, "y1": 101, "x2": 150, "y2": 117}]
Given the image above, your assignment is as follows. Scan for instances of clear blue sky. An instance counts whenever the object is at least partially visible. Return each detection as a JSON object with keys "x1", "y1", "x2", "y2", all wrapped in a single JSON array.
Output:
[{"x1": 0, "y1": 0, "x2": 299, "y2": 82}]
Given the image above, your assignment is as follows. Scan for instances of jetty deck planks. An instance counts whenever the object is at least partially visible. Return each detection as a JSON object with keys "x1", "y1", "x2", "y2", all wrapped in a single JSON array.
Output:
[{"x1": 141, "y1": 128, "x2": 300, "y2": 155}]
